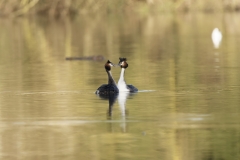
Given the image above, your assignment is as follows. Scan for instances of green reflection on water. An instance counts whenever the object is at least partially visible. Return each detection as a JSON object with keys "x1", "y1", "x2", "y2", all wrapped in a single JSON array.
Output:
[{"x1": 0, "y1": 13, "x2": 240, "y2": 160}]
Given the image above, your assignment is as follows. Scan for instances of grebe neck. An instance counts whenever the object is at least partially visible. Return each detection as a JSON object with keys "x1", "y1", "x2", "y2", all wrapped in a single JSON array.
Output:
[
  {"x1": 118, "y1": 68, "x2": 128, "y2": 91},
  {"x1": 118, "y1": 68, "x2": 126, "y2": 84},
  {"x1": 107, "y1": 71, "x2": 116, "y2": 85}
]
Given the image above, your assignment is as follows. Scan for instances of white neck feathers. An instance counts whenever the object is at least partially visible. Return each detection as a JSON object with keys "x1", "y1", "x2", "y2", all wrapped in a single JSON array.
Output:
[{"x1": 118, "y1": 68, "x2": 129, "y2": 91}]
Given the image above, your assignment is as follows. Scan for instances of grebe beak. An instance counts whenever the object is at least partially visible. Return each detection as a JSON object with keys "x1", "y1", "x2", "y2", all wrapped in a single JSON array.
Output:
[
  {"x1": 109, "y1": 63, "x2": 119, "y2": 67},
  {"x1": 112, "y1": 64, "x2": 120, "y2": 67}
]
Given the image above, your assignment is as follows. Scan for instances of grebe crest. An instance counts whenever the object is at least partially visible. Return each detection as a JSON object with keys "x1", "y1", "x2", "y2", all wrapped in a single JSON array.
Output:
[
  {"x1": 119, "y1": 58, "x2": 128, "y2": 69},
  {"x1": 117, "y1": 57, "x2": 138, "y2": 92},
  {"x1": 105, "y1": 60, "x2": 113, "y2": 71},
  {"x1": 95, "y1": 60, "x2": 119, "y2": 95}
]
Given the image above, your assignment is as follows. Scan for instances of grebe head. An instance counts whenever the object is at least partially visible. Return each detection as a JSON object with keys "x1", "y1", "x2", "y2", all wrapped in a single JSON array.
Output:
[
  {"x1": 118, "y1": 57, "x2": 128, "y2": 69},
  {"x1": 105, "y1": 60, "x2": 114, "y2": 71}
]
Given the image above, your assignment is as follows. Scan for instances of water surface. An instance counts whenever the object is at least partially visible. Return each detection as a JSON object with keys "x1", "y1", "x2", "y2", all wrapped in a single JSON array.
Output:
[{"x1": 0, "y1": 13, "x2": 240, "y2": 159}]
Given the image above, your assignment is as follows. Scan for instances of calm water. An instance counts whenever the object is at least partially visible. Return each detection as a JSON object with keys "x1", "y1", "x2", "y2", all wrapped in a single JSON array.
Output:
[{"x1": 0, "y1": 13, "x2": 240, "y2": 159}]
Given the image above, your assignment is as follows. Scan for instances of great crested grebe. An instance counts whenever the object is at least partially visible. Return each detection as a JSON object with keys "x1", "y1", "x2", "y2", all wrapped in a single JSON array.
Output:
[
  {"x1": 95, "y1": 60, "x2": 119, "y2": 95},
  {"x1": 117, "y1": 58, "x2": 138, "y2": 92}
]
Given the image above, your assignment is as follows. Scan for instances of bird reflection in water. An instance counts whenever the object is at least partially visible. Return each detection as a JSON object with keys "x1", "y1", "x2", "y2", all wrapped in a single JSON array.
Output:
[
  {"x1": 97, "y1": 92, "x2": 136, "y2": 133},
  {"x1": 97, "y1": 94, "x2": 119, "y2": 117}
]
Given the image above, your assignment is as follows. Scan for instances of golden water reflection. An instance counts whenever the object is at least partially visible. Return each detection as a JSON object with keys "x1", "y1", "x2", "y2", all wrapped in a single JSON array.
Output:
[{"x1": 0, "y1": 12, "x2": 239, "y2": 159}]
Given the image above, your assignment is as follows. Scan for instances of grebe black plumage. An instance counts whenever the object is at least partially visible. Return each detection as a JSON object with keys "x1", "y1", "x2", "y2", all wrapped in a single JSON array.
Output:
[
  {"x1": 117, "y1": 58, "x2": 138, "y2": 92},
  {"x1": 95, "y1": 60, "x2": 119, "y2": 95}
]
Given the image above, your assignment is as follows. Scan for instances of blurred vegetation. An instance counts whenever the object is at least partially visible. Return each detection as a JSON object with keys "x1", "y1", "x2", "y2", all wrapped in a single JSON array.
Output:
[{"x1": 1, "y1": 0, "x2": 240, "y2": 17}]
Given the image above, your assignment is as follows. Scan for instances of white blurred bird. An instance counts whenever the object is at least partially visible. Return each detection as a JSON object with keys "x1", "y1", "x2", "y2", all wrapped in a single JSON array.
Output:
[{"x1": 211, "y1": 28, "x2": 222, "y2": 49}]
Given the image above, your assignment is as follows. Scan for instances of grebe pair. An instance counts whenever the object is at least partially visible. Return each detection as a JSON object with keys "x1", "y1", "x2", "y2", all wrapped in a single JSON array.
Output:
[{"x1": 95, "y1": 58, "x2": 138, "y2": 95}]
